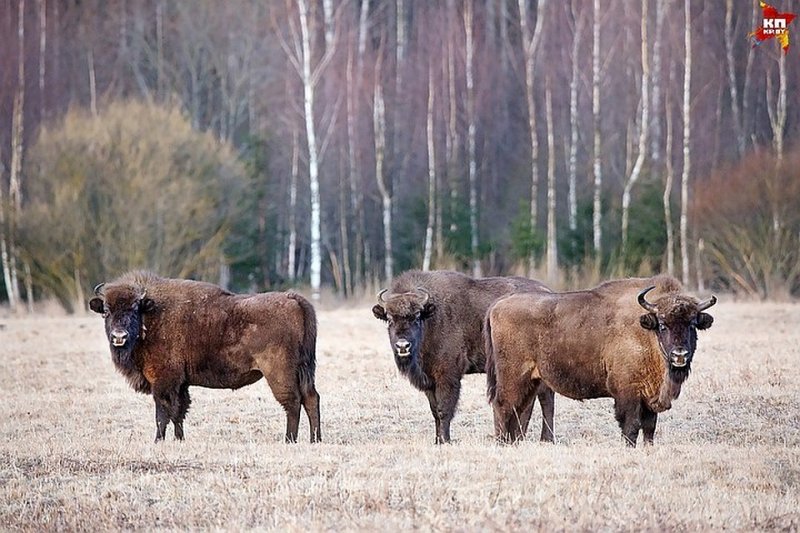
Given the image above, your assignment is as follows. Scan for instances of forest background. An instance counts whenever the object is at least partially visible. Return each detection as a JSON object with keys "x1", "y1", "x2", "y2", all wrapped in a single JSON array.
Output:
[{"x1": 1, "y1": 0, "x2": 799, "y2": 311}]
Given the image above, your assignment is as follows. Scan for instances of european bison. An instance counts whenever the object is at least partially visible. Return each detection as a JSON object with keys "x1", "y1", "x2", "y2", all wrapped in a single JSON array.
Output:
[
  {"x1": 89, "y1": 271, "x2": 321, "y2": 443},
  {"x1": 372, "y1": 270, "x2": 554, "y2": 444},
  {"x1": 486, "y1": 275, "x2": 716, "y2": 446}
]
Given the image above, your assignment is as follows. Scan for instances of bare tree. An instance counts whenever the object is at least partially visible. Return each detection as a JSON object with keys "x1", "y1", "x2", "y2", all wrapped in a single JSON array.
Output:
[
  {"x1": 724, "y1": 0, "x2": 744, "y2": 157},
  {"x1": 567, "y1": 2, "x2": 584, "y2": 233},
  {"x1": 663, "y1": 74, "x2": 675, "y2": 276},
  {"x1": 38, "y1": 0, "x2": 47, "y2": 120},
  {"x1": 465, "y1": 0, "x2": 480, "y2": 277},
  {"x1": 680, "y1": 0, "x2": 692, "y2": 285},
  {"x1": 518, "y1": 0, "x2": 548, "y2": 270},
  {"x1": 423, "y1": 62, "x2": 437, "y2": 271},
  {"x1": 592, "y1": 0, "x2": 603, "y2": 259},
  {"x1": 545, "y1": 80, "x2": 558, "y2": 282},
  {"x1": 287, "y1": 127, "x2": 299, "y2": 283},
  {"x1": 621, "y1": 0, "x2": 649, "y2": 256},
  {"x1": 374, "y1": 70, "x2": 392, "y2": 283}
]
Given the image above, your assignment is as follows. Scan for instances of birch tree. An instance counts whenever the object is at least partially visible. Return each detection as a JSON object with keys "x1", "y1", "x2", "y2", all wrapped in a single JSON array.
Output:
[
  {"x1": 680, "y1": 0, "x2": 692, "y2": 285},
  {"x1": 374, "y1": 72, "x2": 392, "y2": 283},
  {"x1": 567, "y1": 3, "x2": 584, "y2": 233},
  {"x1": 724, "y1": 0, "x2": 745, "y2": 157},
  {"x1": 518, "y1": 0, "x2": 547, "y2": 270},
  {"x1": 545, "y1": 80, "x2": 558, "y2": 282},
  {"x1": 465, "y1": 0, "x2": 481, "y2": 277},
  {"x1": 663, "y1": 76, "x2": 675, "y2": 276},
  {"x1": 423, "y1": 62, "x2": 437, "y2": 271},
  {"x1": 592, "y1": 0, "x2": 603, "y2": 259},
  {"x1": 621, "y1": 0, "x2": 649, "y2": 256}
]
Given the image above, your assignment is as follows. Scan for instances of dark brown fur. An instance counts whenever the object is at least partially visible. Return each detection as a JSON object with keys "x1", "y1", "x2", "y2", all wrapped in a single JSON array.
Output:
[
  {"x1": 90, "y1": 271, "x2": 321, "y2": 443},
  {"x1": 486, "y1": 275, "x2": 716, "y2": 446},
  {"x1": 372, "y1": 270, "x2": 554, "y2": 444}
]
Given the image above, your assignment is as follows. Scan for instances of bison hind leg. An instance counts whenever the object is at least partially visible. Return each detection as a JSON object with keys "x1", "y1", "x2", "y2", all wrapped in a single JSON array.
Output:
[
  {"x1": 263, "y1": 371, "x2": 302, "y2": 443},
  {"x1": 301, "y1": 386, "x2": 321, "y2": 443},
  {"x1": 173, "y1": 383, "x2": 191, "y2": 440}
]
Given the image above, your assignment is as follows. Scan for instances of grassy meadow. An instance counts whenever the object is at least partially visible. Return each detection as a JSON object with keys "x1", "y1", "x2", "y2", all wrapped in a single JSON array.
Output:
[{"x1": 1, "y1": 301, "x2": 798, "y2": 530}]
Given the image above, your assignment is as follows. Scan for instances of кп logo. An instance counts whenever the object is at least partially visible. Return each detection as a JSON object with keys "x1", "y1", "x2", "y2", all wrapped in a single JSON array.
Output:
[{"x1": 749, "y1": 1, "x2": 797, "y2": 54}]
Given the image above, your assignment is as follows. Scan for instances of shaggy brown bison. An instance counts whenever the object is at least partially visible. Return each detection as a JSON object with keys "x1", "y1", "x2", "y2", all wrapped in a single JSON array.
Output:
[
  {"x1": 486, "y1": 275, "x2": 716, "y2": 446},
  {"x1": 89, "y1": 271, "x2": 321, "y2": 443},
  {"x1": 372, "y1": 270, "x2": 553, "y2": 444}
]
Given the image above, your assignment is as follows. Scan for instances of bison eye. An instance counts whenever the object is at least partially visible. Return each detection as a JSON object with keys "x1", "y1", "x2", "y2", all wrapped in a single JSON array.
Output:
[{"x1": 658, "y1": 323, "x2": 667, "y2": 332}]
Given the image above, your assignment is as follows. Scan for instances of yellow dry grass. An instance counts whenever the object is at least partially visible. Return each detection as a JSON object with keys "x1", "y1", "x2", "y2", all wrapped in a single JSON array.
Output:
[{"x1": 1, "y1": 302, "x2": 799, "y2": 530}]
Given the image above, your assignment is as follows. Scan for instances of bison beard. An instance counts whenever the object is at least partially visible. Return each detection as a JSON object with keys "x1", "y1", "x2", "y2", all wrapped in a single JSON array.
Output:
[
  {"x1": 90, "y1": 271, "x2": 321, "y2": 443},
  {"x1": 486, "y1": 275, "x2": 716, "y2": 446},
  {"x1": 373, "y1": 270, "x2": 554, "y2": 444}
]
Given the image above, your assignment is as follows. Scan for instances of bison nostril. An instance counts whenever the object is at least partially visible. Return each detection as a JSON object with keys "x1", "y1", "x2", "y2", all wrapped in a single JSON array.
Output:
[
  {"x1": 110, "y1": 330, "x2": 128, "y2": 346},
  {"x1": 395, "y1": 339, "x2": 411, "y2": 351},
  {"x1": 672, "y1": 348, "x2": 688, "y2": 357}
]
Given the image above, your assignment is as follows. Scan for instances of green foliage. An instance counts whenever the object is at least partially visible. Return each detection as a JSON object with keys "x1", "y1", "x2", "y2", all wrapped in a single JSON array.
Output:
[
  {"x1": 620, "y1": 180, "x2": 668, "y2": 273},
  {"x1": 21, "y1": 100, "x2": 246, "y2": 310},
  {"x1": 509, "y1": 200, "x2": 545, "y2": 263}
]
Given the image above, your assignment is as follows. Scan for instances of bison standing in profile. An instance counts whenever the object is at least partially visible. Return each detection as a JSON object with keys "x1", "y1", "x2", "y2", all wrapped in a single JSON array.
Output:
[
  {"x1": 89, "y1": 271, "x2": 321, "y2": 443},
  {"x1": 486, "y1": 275, "x2": 716, "y2": 446},
  {"x1": 372, "y1": 270, "x2": 554, "y2": 444}
]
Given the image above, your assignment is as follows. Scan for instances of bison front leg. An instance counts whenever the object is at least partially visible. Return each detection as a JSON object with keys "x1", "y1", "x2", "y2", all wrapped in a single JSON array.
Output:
[
  {"x1": 173, "y1": 383, "x2": 191, "y2": 440},
  {"x1": 431, "y1": 381, "x2": 460, "y2": 444},
  {"x1": 424, "y1": 390, "x2": 442, "y2": 442},
  {"x1": 154, "y1": 398, "x2": 169, "y2": 442},
  {"x1": 640, "y1": 405, "x2": 657, "y2": 446},
  {"x1": 152, "y1": 383, "x2": 185, "y2": 442},
  {"x1": 614, "y1": 398, "x2": 642, "y2": 447}
]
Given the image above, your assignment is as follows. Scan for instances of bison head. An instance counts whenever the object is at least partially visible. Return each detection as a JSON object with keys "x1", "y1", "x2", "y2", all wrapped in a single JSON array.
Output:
[
  {"x1": 89, "y1": 283, "x2": 155, "y2": 361},
  {"x1": 638, "y1": 286, "x2": 716, "y2": 371},
  {"x1": 372, "y1": 288, "x2": 435, "y2": 364}
]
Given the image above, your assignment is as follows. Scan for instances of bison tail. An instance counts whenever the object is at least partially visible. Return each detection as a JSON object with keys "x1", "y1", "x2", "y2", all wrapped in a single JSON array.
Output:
[
  {"x1": 484, "y1": 310, "x2": 498, "y2": 403},
  {"x1": 288, "y1": 292, "x2": 318, "y2": 395}
]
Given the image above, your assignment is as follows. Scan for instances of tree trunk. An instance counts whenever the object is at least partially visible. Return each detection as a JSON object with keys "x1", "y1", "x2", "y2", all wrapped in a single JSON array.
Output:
[
  {"x1": 156, "y1": 0, "x2": 164, "y2": 100},
  {"x1": 680, "y1": 0, "x2": 692, "y2": 286},
  {"x1": 288, "y1": 129, "x2": 299, "y2": 283},
  {"x1": 621, "y1": 0, "x2": 650, "y2": 257},
  {"x1": 650, "y1": 0, "x2": 666, "y2": 165},
  {"x1": 465, "y1": 0, "x2": 481, "y2": 277},
  {"x1": 38, "y1": 0, "x2": 47, "y2": 120},
  {"x1": 374, "y1": 80, "x2": 392, "y2": 283},
  {"x1": 724, "y1": 0, "x2": 744, "y2": 157},
  {"x1": 518, "y1": 0, "x2": 547, "y2": 271},
  {"x1": 545, "y1": 80, "x2": 558, "y2": 282},
  {"x1": 298, "y1": 0, "x2": 323, "y2": 300},
  {"x1": 592, "y1": 0, "x2": 603, "y2": 260},
  {"x1": 423, "y1": 63, "x2": 436, "y2": 271},
  {"x1": 346, "y1": 47, "x2": 363, "y2": 293},
  {"x1": 446, "y1": 19, "x2": 459, "y2": 234},
  {"x1": 664, "y1": 83, "x2": 675, "y2": 277},
  {"x1": 567, "y1": 3, "x2": 582, "y2": 233}
]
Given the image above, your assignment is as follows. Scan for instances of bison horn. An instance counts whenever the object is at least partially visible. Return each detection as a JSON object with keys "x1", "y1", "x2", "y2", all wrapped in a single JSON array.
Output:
[
  {"x1": 377, "y1": 289, "x2": 389, "y2": 303},
  {"x1": 416, "y1": 287, "x2": 430, "y2": 306},
  {"x1": 93, "y1": 283, "x2": 105, "y2": 296},
  {"x1": 637, "y1": 286, "x2": 658, "y2": 313},
  {"x1": 696, "y1": 295, "x2": 717, "y2": 312}
]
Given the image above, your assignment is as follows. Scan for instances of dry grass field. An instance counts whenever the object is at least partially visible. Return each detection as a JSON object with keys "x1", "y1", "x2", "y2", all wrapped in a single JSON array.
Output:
[{"x1": 1, "y1": 300, "x2": 799, "y2": 531}]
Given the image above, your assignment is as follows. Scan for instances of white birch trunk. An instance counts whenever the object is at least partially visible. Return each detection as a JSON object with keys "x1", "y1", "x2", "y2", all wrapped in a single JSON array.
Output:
[
  {"x1": 518, "y1": 0, "x2": 547, "y2": 246},
  {"x1": 298, "y1": 0, "x2": 322, "y2": 299},
  {"x1": 38, "y1": 0, "x2": 46, "y2": 119},
  {"x1": 374, "y1": 81, "x2": 392, "y2": 283},
  {"x1": 621, "y1": 0, "x2": 649, "y2": 256},
  {"x1": 346, "y1": 48, "x2": 363, "y2": 292},
  {"x1": 323, "y1": 0, "x2": 334, "y2": 52},
  {"x1": 288, "y1": 129, "x2": 299, "y2": 283},
  {"x1": 87, "y1": 48, "x2": 98, "y2": 116},
  {"x1": 446, "y1": 22, "x2": 459, "y2": 232},
  {"x1": 592, "y1": 0, "x2": 603, "y2": 258},
  {"x1": 664, "y1": 87, "x2": 675, "y2": 276},
  {"x1": 650, "y1": 0, "x2": 666, "y2": 164},
  {"x1": 567, "y1": 7, "x2": 582, "y2": 233},
  {"x1": 545, "y1": 81, "x2": 558, "y2": 282},
  {"x1": 423, "y1": 64, "x2": 436, "y2": 271},
  {"x1": 680, "y1": 0, "x2": 692, "y2": 286},
  {"x1": 724, "y1": 0, "x2": 744, "y2": 157},
  {"x1": 465, "y1": 0, "x2": 481, "y2": 277}
]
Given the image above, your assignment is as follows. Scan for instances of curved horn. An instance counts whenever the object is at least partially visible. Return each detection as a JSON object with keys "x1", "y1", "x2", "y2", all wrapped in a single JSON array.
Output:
[
  {"x1": 93, "y1": 283, "x2": 105, "y2": 296},
  {"x1": 377, "y1": 289, "x2": 389, "y2": 303},
  {"x1": 696, "y1": 295, "x2": 717, "y2": 312},
  {"x1": 637, "y1": 286, "x2": 658, "y2": 313},
  {"x1": 416, "y1": 287, "x2": 430, "y2": 306}
]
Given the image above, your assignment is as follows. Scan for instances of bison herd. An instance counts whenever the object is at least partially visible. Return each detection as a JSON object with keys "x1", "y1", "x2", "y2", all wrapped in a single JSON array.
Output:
[{"x1": 90, "y1": 269, "x2": 716, "y2": 447}]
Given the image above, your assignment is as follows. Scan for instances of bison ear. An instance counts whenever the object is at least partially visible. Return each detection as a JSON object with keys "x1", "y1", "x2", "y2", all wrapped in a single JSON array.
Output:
[
  {"x1": 696, "y1": 312, "x2": 714, "y2": 330},
  {"x1": 420, "y1": 302, "x2": 435, "y2": 320},
  {"x1": 140, "y1": 298, "x2": 156, "y2": 313},
  {"x1": 372, "y1": 304, "x2": 388, "y2": 321},
  {"x1": 89, "y1": 297, "x2": 105, "y2": 314},
  {"x1": 639, "y1": 313, "x2": 658, "y2": 331}
]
